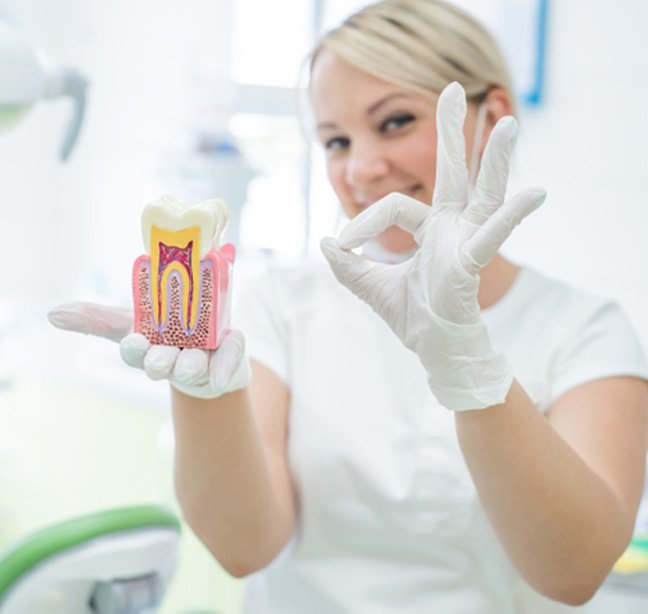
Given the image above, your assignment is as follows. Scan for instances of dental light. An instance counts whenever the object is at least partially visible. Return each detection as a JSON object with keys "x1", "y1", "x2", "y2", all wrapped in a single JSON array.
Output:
[{"x1": 0, "y1": 9, "x2": 88, "y2": 161}]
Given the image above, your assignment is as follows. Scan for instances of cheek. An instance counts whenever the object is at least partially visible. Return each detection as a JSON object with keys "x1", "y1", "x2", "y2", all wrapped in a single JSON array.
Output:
[
  {"x1": 398, "y1": 134, "x2": 438, "y2": 186},
  {"x1": 326, "y1": 159, "x2": 355, "y2": 216},
  {"x1": 327, "y1": 159, "x2": 350, "y2": 199}
]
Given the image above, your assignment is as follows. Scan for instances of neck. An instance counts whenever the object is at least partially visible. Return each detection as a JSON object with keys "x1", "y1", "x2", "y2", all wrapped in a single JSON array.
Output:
[{"x1": 478, "y1": 254, "x2": 520, "y2": 310}]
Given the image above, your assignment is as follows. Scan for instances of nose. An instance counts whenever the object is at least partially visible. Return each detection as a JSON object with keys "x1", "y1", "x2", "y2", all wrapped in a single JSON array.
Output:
[{"x1": 345, "y1": 140, "x2": 390, "y2": 187}]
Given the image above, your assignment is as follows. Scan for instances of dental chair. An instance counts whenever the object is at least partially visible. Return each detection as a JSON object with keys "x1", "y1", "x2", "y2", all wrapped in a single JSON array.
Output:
[{"x1": 0, "y1": 504, "x2": 180, "y2": 613}]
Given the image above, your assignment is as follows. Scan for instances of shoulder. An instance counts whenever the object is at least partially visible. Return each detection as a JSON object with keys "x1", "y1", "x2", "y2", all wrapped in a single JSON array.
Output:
[
  {"x1": 494, "y1": 266, "x2": 627, "y2": 331},
  {"x1": 518, "y1": 267, "x2": 604, "y2": 309},
  {"x1": 498, "y1": 265, "x2": 645, "y2": 351},
  {"x1": 495, "y1": 266, "x2": 648, "y2": 408}
]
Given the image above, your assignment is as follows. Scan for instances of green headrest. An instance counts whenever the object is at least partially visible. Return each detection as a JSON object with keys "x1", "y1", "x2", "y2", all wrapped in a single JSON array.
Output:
[{"x1": 0, "y1": 504, "x2": 180, "y2": 599}]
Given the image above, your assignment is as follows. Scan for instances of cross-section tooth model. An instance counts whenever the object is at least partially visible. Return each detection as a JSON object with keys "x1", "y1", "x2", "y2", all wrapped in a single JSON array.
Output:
[{"x1": 132, "y1": 195, "x2": 234, "y2": 349}]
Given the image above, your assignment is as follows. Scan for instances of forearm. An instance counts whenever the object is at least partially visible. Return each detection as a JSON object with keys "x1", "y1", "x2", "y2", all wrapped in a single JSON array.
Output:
[
  {"x1": 455, "y1": 380, "x2": 634, "y2": 604},
  {"x1": 171, "y1": 386, "x2": 294, "y2": 576}
]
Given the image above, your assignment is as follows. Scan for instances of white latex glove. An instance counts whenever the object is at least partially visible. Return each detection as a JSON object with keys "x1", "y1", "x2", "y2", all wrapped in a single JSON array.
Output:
[
  {"x1": 320, "y1": 82, "x2": 546, "y2": 411},
  {"x1": 47, "y1": 302, "x2": 251, "y2": 399}
]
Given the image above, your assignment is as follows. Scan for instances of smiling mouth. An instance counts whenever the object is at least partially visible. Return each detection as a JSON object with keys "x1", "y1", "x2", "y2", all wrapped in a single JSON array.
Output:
[{"x1": 357, "y1": 184, "x2": 424, "y2": 208}]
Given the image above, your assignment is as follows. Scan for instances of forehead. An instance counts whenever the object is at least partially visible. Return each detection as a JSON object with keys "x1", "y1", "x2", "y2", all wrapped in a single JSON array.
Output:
[{"x1": 309, "y1": 50, "x2": 416, "y2": 120}]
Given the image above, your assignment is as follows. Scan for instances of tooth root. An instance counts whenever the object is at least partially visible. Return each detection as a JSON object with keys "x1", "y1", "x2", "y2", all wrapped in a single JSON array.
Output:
[{"x1": 150, "y1": 225, "x2": 201, "y2": 332}]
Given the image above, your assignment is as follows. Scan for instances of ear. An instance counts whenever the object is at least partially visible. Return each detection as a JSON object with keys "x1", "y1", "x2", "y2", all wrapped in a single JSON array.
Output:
[
  {"x1": 484, "y1": 87, "x2": 514, "y2": 123},
  {"x1": 479, "y1": 87, "x2": 515, "y2": 153}
]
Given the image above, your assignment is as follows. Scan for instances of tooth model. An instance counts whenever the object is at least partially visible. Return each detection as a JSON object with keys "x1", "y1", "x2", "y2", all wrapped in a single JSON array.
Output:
[{"x1": 132, "y1": 195, "x2": 235, "y2": 350}]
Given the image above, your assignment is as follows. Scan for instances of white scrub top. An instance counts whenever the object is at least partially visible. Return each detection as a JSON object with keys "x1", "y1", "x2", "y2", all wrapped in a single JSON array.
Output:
[{"x1": 233, "y1": 264, "x2": 648, "y2": 613}]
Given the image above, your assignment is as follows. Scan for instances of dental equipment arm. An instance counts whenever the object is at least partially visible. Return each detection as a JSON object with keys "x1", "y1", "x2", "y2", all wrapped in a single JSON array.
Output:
[
  {"x1": 320, "y1": 82, "x2": 545, "y2": 411},
  {"x1": 0, "y1": 14, "x2": 88, "y2": 160}
]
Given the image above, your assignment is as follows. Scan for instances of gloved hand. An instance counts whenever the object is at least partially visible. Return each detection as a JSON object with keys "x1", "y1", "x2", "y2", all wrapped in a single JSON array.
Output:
[
  {"x1": 320, "y1": 82, "x2": 546, "y2": 411},
  {"x1": 47, "y1": 302, "x2": 251, "y2": 399}
]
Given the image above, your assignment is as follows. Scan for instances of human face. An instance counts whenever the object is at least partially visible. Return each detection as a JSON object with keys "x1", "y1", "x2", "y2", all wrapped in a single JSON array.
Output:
[{"x1": 310, "y1": 51, "x2": 482, "y2": 253}]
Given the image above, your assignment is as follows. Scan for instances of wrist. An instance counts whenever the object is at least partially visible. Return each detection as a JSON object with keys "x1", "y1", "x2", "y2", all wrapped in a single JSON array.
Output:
[
  {"x1": 170, "y1": 349, "x2": 252, "y2": 401},
  {"x1": 413, "y1": 310, "x2": 513, "y2": 411},
  {"x1": 429, "y1": 369, "x2": 513, "y2": 411}
]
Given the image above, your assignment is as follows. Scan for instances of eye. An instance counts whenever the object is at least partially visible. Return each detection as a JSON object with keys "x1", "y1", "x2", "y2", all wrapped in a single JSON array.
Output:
[
  {"x1": 324, "y1": 136, "x2": 350, "y2": 151},
  {"x1": 380, "y1": 113, "x2": 415, "y2": 133}
]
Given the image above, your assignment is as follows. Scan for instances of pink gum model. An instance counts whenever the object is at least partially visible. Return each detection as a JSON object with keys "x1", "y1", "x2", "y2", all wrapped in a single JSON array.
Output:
[{"x1": 132, "y1": 243, "x2": 235, "y2": 350}]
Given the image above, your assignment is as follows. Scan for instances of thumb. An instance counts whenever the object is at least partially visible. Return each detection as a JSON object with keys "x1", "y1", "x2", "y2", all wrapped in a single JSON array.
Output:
[
  {"x1": 209, "y1": 329, "x2": 250, "y2": 392},
  {"x1": 48, "y1": 301, "x2": 134, "y2": 343}
]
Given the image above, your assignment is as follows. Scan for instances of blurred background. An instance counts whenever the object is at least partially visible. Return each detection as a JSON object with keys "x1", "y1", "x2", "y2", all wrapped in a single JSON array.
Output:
[{"x1": 1, "y1": 0, "x2": 648, "y2": 612}]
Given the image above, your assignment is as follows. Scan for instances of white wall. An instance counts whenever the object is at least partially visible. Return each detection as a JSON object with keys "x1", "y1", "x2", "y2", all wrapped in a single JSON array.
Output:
[{"x1": 506, "y1": 1, "x2": 648, "y2": 344}]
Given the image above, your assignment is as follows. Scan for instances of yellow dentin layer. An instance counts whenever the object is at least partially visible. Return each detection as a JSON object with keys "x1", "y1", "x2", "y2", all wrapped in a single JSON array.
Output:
[{"x1": 150, "y1": 225, "x2": 202, "y2": 331}]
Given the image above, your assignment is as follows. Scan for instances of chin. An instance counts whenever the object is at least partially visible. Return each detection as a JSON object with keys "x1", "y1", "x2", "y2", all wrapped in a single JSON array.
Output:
[{"x1": 377, "y1": 226, "x2": 418, "y2": 253}]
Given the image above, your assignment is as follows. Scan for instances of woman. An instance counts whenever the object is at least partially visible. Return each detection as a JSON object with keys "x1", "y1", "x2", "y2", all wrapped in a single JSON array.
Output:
[{"x1": 50, "y1": 1, "x2": 648, "y2": 611}]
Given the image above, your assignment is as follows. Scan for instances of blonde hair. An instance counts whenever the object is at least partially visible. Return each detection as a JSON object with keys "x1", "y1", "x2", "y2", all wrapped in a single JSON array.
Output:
[{"x1": 309, "y1": 0, "x2": 515, "y2": 112}]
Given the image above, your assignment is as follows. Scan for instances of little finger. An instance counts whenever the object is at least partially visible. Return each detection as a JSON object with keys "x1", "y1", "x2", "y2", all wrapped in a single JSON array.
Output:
[{"x1": 463, "y1": 188, "x2": 546, "y2": 268}]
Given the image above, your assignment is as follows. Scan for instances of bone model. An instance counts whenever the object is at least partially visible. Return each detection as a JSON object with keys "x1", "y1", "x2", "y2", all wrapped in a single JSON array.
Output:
[{"x1": 132, "y1": 195, "x2": 235, "y2": 350}]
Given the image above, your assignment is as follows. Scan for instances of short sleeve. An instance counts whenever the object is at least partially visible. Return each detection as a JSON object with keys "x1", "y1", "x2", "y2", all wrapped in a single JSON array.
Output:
[
  {"x1": 231, "y1": 271, "x2": 290, "y2": 384},
  {"x1": 550, "y1": 301, "x2": 648, "y2": 403}
]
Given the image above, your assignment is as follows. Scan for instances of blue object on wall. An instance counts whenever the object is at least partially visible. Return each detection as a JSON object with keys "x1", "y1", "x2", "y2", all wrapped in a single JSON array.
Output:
[{"x1": 523, "y1": 0, "x2": 549, "y2": 106}]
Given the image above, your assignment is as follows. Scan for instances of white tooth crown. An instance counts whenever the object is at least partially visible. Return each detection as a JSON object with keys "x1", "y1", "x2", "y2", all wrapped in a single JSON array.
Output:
[{"x1": 141, "y1": 195, "x2": 229, "y2": 256}]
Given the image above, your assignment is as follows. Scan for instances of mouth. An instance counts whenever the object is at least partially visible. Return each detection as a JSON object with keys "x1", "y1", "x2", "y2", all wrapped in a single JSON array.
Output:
[
  {"x1": 406, "y1": 184, "x2": 424, "y2": 198},
  {"x1": 356, "y1": 184, "x2": 424, "y2": 209}
]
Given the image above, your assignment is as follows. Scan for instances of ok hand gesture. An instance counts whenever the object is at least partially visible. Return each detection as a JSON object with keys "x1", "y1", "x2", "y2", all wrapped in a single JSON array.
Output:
[{"x1": 321, "y1": 82, "x2": 546, "y2": 410}]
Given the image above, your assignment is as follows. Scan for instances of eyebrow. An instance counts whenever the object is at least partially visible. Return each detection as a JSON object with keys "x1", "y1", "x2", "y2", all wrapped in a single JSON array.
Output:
[{"x1": 316, "y1": 92, "x2": 412, "y2": 131}]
